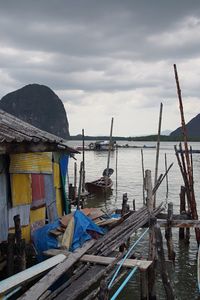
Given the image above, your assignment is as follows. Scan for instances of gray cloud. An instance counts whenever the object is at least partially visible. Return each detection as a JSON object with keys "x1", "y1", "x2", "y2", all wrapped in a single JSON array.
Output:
[{"x1": 0, "y1": 0, "x2": 200, "y2": 135}]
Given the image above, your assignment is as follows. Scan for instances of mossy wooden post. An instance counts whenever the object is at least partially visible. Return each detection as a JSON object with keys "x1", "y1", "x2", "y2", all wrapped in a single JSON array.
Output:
[
  {"x1": 165, "y1": 202, "x2": 175, "y2": 263},
  {"x1": 179, "y1": 186, "x2": 186, "y2": 239},
  {"x1": 7, "y1": 233, "x2": 15, "y2": 276}
]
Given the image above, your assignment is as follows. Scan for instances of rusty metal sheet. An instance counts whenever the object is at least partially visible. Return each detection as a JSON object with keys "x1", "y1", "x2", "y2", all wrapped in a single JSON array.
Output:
[
  {"x1": 44, "y1": 174, "x2": 58, "y2": 222},
  {"x1": 9, "y1": 152, "x2": 52, "y2": 174},
  {"x1": 8, "y1": 204, "x2": 30, "y2": 228},
  {"x1": 31, "y1": 174, "x2": 45, "y2": 209}
]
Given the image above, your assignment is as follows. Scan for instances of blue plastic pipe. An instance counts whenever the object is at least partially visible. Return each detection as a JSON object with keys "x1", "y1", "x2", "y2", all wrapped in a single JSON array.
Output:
[{"x1": 110, "y1": 266, "x2": 138, "y2": 300}]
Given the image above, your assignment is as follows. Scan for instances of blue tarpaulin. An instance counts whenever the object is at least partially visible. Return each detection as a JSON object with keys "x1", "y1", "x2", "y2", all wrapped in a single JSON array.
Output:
[
  {"x1": 33, "y1": 210, "x2": 105, "y2": 261},
  {"x1": 33, "y1": 219, "x2": 59, "y2": 261},
  {"x1": 71, "y1": 210, "x2": 104, "y2": 251}
]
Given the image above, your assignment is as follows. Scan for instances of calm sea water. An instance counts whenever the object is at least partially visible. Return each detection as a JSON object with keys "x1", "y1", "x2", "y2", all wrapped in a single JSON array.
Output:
[{"x1": 67, "y1": 140, "x2": 200, "y2": 299}]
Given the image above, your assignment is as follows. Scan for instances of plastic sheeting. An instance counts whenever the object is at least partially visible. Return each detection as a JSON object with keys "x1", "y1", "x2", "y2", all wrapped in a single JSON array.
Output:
[
  {"x1": 33, "y1": 220, "x2": 60, "y2": 261},
  {"x1": 71, "y1": 210, "x2": 104, "y2": 251}
]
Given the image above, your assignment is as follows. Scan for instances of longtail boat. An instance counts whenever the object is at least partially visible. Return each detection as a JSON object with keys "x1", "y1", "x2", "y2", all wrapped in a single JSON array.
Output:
[{"x1": 85, "y1": 168, "x2": 114, "y2": 194}]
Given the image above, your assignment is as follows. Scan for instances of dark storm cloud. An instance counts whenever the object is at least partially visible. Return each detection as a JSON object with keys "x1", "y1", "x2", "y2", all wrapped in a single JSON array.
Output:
[{"x1": 0, "y1": 0, "x2": 200, "y2": 134}]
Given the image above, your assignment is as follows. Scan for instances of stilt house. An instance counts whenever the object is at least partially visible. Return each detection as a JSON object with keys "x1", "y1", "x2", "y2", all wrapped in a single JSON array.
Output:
[{"x1": 0, "y1": 109, "x2": 77, "y2": 243}]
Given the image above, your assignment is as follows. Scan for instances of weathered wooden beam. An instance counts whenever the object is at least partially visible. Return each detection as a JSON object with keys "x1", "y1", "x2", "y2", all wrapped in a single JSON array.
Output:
[
  {"x1": 19, "y1": 239, "x2": 95, "y2": 300},
  {"x1": 80, "y1": 255, "x2": 152, "y2": 270},
  {"x1": 0, "y1": 254, "x2": 66, "y2": 296},
  {"x1": 158, "y1": 219, "x2": 200, "y2": 228}
]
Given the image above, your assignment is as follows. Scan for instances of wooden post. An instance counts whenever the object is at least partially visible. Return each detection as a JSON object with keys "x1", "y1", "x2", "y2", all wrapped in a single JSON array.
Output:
[
  {"x1": 77, "y1": 161, "x2": 83, "y2": 210},
  {"x1": 121, "y1": 193, "x2": 129, "y2": 216},
  {"x1": 154, "y1": 102, "x2": 163, "y2": 207},
  {"x1": 140, "y1": 270, "x2": 149, "y2": 300},
  {"x1": 179, "y1": 186, "x2": 186, "y2": 239},
  {"x1": 98, "y1": 279, "x2": 109, "y2": 300},
  {"x1": 14, "y1": 215, "x2": 26, "y2": 272},
  {"x1": 7, "y1": 233, "x2": 15, "y2": 276},
  {"x1": 148, "y1": 217, "x2": 157, "y2": 300},
  {"x1": 120, "y1": 193, "x2": 130, "y2": 252},
  {"x1": 155, "y1": 223, "x2": 175, "y2": 299},
  {"x1": 145, "y1": 170, "x2": 153, "y2": 212},
  {"x1": 165, "y1": 202, "x2": 175, "y2": 263},
  {"x1": 74, "y1": 162, "x2": 77, "y2": 200},
  {"x1": 133, "y1": 199, "x2": 136, "y2": 211}
]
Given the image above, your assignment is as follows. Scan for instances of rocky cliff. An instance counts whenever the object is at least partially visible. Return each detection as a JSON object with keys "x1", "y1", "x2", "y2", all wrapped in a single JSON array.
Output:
[
  {"x1": 0, "y1": 84, "x2": 70, "y2": 139},
  {"x1": 170, "y1": 113, "x2": 200, "y2": 139}
]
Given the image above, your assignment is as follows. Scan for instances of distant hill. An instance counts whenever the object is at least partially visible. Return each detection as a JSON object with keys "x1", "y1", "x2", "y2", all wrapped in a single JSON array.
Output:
[
  {"x1": 170, "y1": 114, "x2": 200, "y2": 139},
  {"x1": 0, "y1": 84, "x2": 70, "y2": 139}
]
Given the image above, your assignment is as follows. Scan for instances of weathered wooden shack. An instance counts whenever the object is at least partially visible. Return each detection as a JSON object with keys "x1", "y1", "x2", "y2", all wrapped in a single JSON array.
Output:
[{"x1": 0, "y1": 109, "x2": 77, "y2": 243}]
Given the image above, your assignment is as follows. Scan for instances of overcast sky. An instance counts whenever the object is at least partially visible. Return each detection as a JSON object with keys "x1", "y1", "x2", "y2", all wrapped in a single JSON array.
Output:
[{"x1": 0, "y1": 1, "x2": 200, "y2": 136}]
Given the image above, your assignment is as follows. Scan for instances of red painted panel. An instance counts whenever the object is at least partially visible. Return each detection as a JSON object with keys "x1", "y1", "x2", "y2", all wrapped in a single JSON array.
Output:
[{"x1": 31, "y1": 174, "x2": 45, "y2": 201}]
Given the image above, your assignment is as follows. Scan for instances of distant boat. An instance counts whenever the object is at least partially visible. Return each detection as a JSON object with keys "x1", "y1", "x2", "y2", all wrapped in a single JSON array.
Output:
[
  {"x1": 117, "y1": 144, "x2": 156, "y2": 149},
  {"x1": 76, "y1": 140, "x2": 116, "y2": 151}
]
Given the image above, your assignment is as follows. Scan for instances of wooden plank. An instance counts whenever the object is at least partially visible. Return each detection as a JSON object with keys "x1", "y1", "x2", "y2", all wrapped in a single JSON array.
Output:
[
  {"x1": 19, "y1": 239, "x2": 95, "y2": 300},
  {"x1": 158, "y1": 219, "x2": 200, "y2": 228},
  {"x1": 80, "y1": 254, "x2": 152, "y2": 270},
  {"x1": 0, "y1": 254, "x2": 66, "y2": 296}
]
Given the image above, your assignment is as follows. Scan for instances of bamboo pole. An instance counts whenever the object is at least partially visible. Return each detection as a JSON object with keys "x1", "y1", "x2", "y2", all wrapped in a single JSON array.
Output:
[
  {"x1": 145, "y1": 170, "x2": 153, "y2": 212},
  {"x1": 82, "y1": 129, "x2": 85, "y2": 193},
  {"x1": 165, "y1": 153, "x2": 169, "y2": 199},
  {"x1": 154, "y1": 102, "x2": 163, "y2": 207},
  {"x1": 173, "y1": 64, "x2": 200, "y2": 244},
  {"x1": 141, "y1": 149, "x2": 145, "y2": 205},
  {"x1": 115, "y1": 144, "x2": 118, "y2": 199},
  {"x1": 106, "y1": 117, "x2": 114, "y2": 186}
]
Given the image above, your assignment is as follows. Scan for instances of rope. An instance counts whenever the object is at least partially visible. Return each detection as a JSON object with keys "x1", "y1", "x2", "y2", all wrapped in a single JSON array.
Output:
[{"x1": 108, "y1": 227, "x2": 149, "y2": 289}]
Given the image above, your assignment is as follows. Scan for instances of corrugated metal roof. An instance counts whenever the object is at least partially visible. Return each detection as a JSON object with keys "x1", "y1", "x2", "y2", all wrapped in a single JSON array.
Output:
[{"x1": 0, "y1": 109, "x2": 78, "y2": 154}]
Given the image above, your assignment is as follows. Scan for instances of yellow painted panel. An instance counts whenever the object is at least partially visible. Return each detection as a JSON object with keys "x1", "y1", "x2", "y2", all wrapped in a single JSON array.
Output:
[
  {"x1": 56, "y1": 188, "x2": 63, "y2": 217},
  {"x1": 53, "y1": 162, "x2": 61, "y2": 188},
  {"x1": 61, "y1": 216, "x2": 74, "y2": 249},
  {"x1": 8, "y1": 225, "x2": 31, "y2": 242},
  {"x1": 30, "y1": 206, "x2": 46, "y2": 224},
  {"x1": 9, "y1": 152, "x2": 52, "y2": 174},
  {"x1": 11, "y1": 174, "x2": 32, "y2": 206}
]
